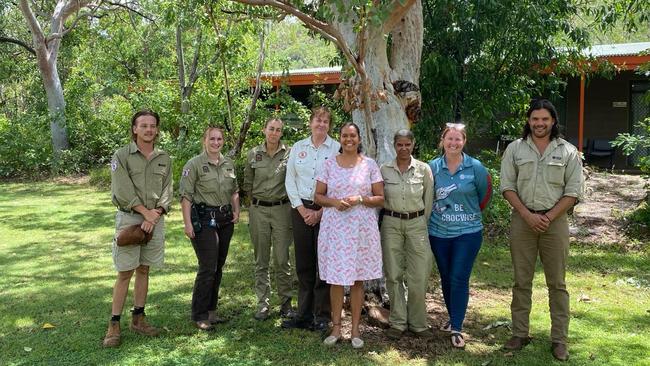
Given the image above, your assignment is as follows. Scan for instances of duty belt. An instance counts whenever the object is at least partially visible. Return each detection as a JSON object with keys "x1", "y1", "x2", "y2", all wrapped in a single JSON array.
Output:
[
  {"x1": 252, "y1": 197, "x2": 289, "y2": 207},
  {"x1": 203, "y1": 204, "x2": 232, "y2": 213},
  {"x1": 383, "y1": 209, "x2": 425, "y2": 220}
]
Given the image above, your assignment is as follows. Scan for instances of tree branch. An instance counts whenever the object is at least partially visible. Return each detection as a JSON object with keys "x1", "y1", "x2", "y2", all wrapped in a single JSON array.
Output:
[
  {"x1": 230, "y1": 0, "x2": 363, "y2": 76},
  {"x1": 0, "y1": 36, "x2": 36, "y2": 55},
  {"x1": 229, "y1": 23, "x2": 266, "y2": 158},
  {"x1": 176, "y1": 24, "x2": 186, "y2": 91},
  {"x1": 18, "y1": 0, "x2": 46, "y2": 47}
]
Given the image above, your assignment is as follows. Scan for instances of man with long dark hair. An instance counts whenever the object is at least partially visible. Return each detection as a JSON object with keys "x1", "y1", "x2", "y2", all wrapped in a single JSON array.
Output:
[{"x1": 499, "y1": 99, "x2": 583, "y2": 361}]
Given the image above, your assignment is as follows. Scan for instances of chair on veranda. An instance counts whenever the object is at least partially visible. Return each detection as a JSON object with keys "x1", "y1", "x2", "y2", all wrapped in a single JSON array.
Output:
[{"x1": 587, "y1": 139, "x2": 615, "y2": 169}]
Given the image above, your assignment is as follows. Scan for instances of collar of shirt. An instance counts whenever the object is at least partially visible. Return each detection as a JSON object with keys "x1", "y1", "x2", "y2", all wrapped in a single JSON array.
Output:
[
  {"x1": 439, "y1": 152, "x2": 472, "y2": 173},
  {"x1": 198, "y1": 151, "x2": 226, "y2": 166},
  {"x1": 128, "y1": 141, "x2": 164, "y2": 159},
  {"x1": 524, "y1": 136, "x2": 564, "y2": 159},
  {"x1": 385, "y1": 156, "x2": 417, "y2": 173},
  {"x1": 258, "y1": 141, "x2": 288, "y2": 155},
  {"x1": 299, "y1": 134, "x2": 335, "y2": 149}
]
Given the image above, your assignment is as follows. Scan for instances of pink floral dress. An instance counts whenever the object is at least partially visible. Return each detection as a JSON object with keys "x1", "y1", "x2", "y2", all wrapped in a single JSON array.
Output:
[{"x1": 317, "y1": 155, "x2": 384, "y2": 286}]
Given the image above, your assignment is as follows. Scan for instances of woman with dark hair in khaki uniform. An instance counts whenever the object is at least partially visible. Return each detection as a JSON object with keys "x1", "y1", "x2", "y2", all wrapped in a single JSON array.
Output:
[{"x1": 180, "y1": 127, "x2": 240, "y2": 331}]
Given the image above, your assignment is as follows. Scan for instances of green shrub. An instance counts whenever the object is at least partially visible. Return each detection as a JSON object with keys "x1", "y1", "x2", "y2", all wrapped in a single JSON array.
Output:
[
  {"x1": 0, "y1": 114, "x2": 52, "y2": 178},
  {"x1": 475, "y1": 150, "x2": 511, "y2": 238},
  {"x1": 89, "y1": 165, "x2": 111, "y2": 189}
]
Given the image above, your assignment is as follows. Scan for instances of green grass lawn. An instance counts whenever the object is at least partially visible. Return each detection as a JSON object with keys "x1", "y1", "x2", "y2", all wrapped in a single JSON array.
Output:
[{"x1": 0, "y1": 181, "x2": 648, "y2": 365}]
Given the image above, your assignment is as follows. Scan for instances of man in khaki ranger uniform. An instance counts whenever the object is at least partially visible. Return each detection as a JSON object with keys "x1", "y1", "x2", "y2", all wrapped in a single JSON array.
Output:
[
  {"x1": 500, "y1": 99, "x2": 583, "y2": 361},
  {"x1": 103, "y1": 110, "x2": 173, "y2": 348},
  {"x1": 242, "y1": 118, "x2": 294, "y2": 321}
]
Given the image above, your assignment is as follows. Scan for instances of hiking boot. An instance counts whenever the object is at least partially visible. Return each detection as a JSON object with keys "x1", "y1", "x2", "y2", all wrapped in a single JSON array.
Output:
[
  {"x1": 279, "y1": 302, "x2": 296, "y2": 319},
  {"x1": 130, "y1": 313, "x2": 160, "y2": 336},
  {"x1": 384, "y1": 327, "x2": 404, "y2": 340},
  {"x1": 208, "y1": 310, "x2": 226, "y2": 324},
  {"x1": 254, "y1": 306, "x2": 270, "y2": 321},
  {"x1": 552, "y1": 342, "x2": 569, "y2": 361},
  {"x1": 412, "y1": 328, "x2": 434, "y2": 340},
  {"x1": 194, "y1": 320, "x2": 215, "y2": 331},
  {"x1": 102, "y1": 320, "x2": 121, "y2": 348},
  {"x1": 503, "y1": 336, "x2": 531, "y2": 351}
]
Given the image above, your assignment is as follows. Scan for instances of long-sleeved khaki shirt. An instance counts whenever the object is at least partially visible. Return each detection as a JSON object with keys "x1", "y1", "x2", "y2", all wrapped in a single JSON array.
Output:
[
  {"x1": 179, "y1": 152, "x2": 238, "y2": 207},
  {"x1": 242, "y1": 142, "x2": 290, "y2": 201},
  {"x1": 111, "y1": 142, "x2": 173, "y2": 212},
  {"x1": 380, "y1": 157, "x2": 434, "y2": 221},
  {"x1": 500, "y1": 137, "x2": 584, "y2": 211}
]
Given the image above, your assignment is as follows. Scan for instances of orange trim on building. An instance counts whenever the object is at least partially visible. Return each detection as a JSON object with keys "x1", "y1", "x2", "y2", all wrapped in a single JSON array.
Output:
[
  {"x1": 600, "y1": 55, "x2": 650, "y2": 70},
  {"x1": 250, "y1": 72, "x2": 342, "y2": 87}
]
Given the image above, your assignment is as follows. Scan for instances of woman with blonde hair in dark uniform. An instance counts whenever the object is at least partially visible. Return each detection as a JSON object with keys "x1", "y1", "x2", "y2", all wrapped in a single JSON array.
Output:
[{"x1": 179, "y1": 126, "x2": 240, "y2": 330}]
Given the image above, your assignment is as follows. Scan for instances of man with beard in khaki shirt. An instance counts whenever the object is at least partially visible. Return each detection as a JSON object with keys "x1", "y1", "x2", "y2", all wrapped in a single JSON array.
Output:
[{"x1": 500, "y1": 99, "x2": 583, "y2": 361}]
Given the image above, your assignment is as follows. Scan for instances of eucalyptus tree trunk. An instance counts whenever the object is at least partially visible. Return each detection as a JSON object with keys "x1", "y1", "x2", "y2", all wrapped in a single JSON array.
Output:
[
  {"x1": 18, "y1": 0, "x2": 95, "y2": 156},
  {"x1": 334, "y1": 1, "x2": 423, "y2": 164}
]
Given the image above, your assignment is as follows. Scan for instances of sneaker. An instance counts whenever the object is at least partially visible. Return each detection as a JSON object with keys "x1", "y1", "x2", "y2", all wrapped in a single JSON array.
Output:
[
  {"x1": 351, "y1": 337, "x2": 364, "y2": 349},
  {"x1": 130, "y1": 313, "x2": 160, "y2": 337},
  {"x1": 254, "y1": 307, "x2": 270, "y2": 321},
  {"x1": 102, "y1": 320, "x2": 121, "y2": 348}
]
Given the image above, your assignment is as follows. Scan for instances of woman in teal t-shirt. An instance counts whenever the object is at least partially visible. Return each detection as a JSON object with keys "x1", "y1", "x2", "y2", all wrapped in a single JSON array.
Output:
[{"x1": 428, "y1": 123, "x2": 492, "y2": 348}]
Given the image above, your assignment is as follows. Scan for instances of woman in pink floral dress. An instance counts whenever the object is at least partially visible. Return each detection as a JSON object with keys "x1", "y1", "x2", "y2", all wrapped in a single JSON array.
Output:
[{"x1": 314, "y1": 122, "x2": 384, "y2": 349}]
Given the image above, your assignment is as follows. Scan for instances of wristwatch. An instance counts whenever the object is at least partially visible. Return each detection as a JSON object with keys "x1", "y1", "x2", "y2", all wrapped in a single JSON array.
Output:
[{"x1": 359, "y1": 196, "x2": 364, "y2": 205}]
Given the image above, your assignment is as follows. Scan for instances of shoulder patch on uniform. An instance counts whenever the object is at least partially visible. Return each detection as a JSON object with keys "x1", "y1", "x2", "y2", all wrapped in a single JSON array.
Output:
[
  {"x1": 202, "y1": 166, "x2": 209, "y2": 173},
  {"x1": 111, "y1": 161, "x2": 118, "y2": 171},
  {"x1": 255, "y1": 153, "x2": 263, "y2": 161},
  {"x1": 182, "y1": 168, "x2": 190, "y2": 177}
]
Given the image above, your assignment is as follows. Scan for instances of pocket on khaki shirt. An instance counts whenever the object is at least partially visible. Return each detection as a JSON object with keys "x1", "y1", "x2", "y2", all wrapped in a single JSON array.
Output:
[
  {"x1": 546, "y1": 161, "x2": 565, "y2": 185},
  {"x1": 515, "y1": 159, "x2": 535, "y2": 182}
]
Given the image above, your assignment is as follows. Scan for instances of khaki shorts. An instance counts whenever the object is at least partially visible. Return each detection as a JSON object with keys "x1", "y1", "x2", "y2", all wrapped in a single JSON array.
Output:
[{"x1": 112, "y1": 211, "x2": 165, "y2": 272}]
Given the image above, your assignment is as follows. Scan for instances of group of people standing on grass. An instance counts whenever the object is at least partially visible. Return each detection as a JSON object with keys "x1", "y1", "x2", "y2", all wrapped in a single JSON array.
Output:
[{"x1": 102, "y1": 99, "x2": 583, "y2": 362}]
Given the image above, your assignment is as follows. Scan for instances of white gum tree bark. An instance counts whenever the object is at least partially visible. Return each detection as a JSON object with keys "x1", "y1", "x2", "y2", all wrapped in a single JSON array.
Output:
[{"x1": 18, "y1": 0, "x2": 95, "y2": 155}]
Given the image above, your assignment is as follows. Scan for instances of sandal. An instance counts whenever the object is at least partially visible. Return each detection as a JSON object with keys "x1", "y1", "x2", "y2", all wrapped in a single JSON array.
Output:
[
  {"x1": 440, "y1": 321, "x2": 451, "y2": 332},
  {"x1": 451, "y1": 331, "x2": 465, "y2": 349}
]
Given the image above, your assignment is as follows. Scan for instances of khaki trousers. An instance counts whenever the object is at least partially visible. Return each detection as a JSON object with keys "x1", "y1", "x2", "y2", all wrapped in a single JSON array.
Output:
[
  {"x1": 249, "y1": 203, "x2": 293, "y2": 309},
  {"x1": 510, "y1": 211, "x2": 570, "y2": 344},
  {"x1": 380, "y1": 215, "x2": 432, "y2": 332}
]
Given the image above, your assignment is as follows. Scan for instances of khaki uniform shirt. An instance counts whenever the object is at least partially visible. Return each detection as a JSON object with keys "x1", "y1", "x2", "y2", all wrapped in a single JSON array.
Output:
[
  {"x1": 111, "y1": 142, "x2": 173, "y2": 212},
  {"x1": 380, "y1": 157, "x2": 434, "y2": 221},
  {"x1": 500, "y1": 137, "x2": 584, "y2": 211},
  {"x1": 242, "y1": 142, "x2": 290, "y2": 201},
  {"x1": 179, "y1": 152, "x2": 239, "y2": 207}
]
